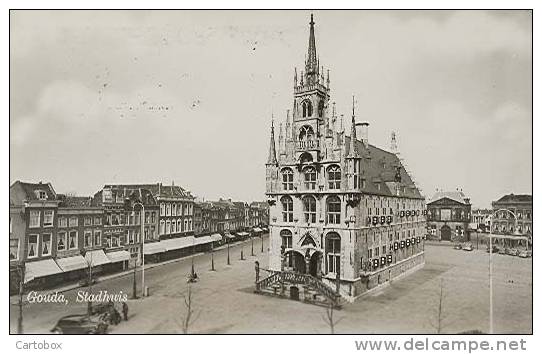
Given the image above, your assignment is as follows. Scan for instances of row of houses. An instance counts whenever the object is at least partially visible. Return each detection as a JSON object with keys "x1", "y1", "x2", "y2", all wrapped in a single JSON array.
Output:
[{"x1": 9, "y1": 181, "x2": 269, "y2": 294}]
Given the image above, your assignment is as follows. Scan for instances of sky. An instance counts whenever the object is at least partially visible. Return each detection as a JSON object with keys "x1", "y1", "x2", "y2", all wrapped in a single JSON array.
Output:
[{"x1": 9, "y1": 10, "x2": 532, "y2": 208}]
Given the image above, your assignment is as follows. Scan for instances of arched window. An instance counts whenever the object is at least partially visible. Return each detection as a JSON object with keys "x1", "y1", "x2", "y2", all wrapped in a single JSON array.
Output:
[
  {"x1": 280, "y1": 229, "x2": 292, "y2": 248},
  {"x1": 302, "y1": 100, "x2": 313, "y2": 117},
  {"x1": 327, "y1": 165, "x2": 341, "y2": 189},
  {"x1": 300, "y1": 152, "x2": 313, "y2": 164},
  {"x1": 303, "y1": 166, "x2": 317, "y2": 190},
  {"x1": 281, "y1": 168, "x2": 294, "y2": 191},
  {"x1": 177, "y1": 219, "x2": 182, "y2": 232},
  {"x1": 166, "y1": 220, "x2": 171, "y2": 234},
  {"x1": 299, "y1": 125, "x2": 314, "y2": 141},
  {"x1": 281, "y1": 196, "x2": 293, "y2": 222},
  {"x1": 325, "y1": 232, "x2": 341, "y2": 274},
  {"x1": 160, "y1": 220, "x2": 165, "y2": 235},
  {"x1": 326, "y1": 196, "x2": 341, "y2": 224},
  {"x1": 303, "y1": 196, "x2": 316, "y2": 223},
  {"x1": 171, "y1": 219, "x2": 176, "y2": 233}
]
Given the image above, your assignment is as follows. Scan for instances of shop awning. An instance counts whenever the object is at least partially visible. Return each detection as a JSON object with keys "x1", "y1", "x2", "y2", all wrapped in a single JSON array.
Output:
[
  {"x1": 161, "y1": 236, "x2": 195, "y2": 251},
  {"x1": 24, "y1": 259, "x2": 64, "y2": 283},
  {"x1": 56, "y1": 255, "x2": 88, "y2": 272},
  {"x1": 106, "y1": 250, "x2": 131, "y2": 263},
  {"x1": 252, "y1": 227, "x2": 263, "y2": 233},
  {"x1": 210, "y1": 233, "x2": 222, "y2": 242},
  {"x1": 85, "y1": 250, "x2": 111, "y2": 267},
  {"x1": 236, "y1": 232, "x2": 249, "y2": 237},
  {"x1": 143, "y1": 242, "x2": 166, "y2": 255},
  {"x1": 194, "y1": 236, "x2": 213, "y2": 245},
  {"x1": 488, "y1": 234, "x2": 529, "y2": 241}
]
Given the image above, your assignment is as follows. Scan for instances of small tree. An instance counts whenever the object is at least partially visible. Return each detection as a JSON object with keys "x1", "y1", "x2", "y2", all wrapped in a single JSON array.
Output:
[
  {"x1": 180, "y1": 284, "x2": 200, "y2": 334},
  {"x1": 322, "y1": 301, "x2": 343, "y2": 334},
  {"x1": 429, "y1": 278, "x2": 448, "y2": 334}
]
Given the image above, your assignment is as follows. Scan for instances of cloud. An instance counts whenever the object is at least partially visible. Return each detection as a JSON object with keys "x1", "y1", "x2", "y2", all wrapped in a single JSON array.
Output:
[{"x1": 9, "y1": 11, "x2": 532, "y2": 206}]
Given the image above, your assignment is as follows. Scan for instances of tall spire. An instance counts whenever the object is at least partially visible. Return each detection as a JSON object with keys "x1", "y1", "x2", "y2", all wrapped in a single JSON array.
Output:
[
  {"x1": 348, "y1": 96, "x2": 359, "y2": 158},
  {"x1": 305, "y1": 14, "x2": 318, "y2": 83},
  {"x1": 267, "y1": 120, "x2": 278, "y2": 165}
]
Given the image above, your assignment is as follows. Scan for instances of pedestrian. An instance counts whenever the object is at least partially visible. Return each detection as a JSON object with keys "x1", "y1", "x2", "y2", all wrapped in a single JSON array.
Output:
[{"x1": 122, "y1": 301, "x2": 129, "y2": 321}]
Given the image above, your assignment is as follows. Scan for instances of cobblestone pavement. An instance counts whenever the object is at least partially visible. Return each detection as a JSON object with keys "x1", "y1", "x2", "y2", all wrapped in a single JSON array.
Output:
[{"x1": 11, "y1": 239, "x2": 532, "y2": 334}]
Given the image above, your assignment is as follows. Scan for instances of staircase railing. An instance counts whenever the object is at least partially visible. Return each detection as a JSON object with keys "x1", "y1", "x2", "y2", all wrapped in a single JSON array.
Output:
[{"x1": 256, "y1": 271, "x2": 341, "y2": 306}]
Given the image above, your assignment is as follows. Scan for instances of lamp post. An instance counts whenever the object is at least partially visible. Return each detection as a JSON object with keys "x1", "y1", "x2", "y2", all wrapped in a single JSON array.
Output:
[
  {"x1": 210, "y1": 240, "x2": 215, "y2": 271},
  {"x1": 17, "y1": 262, "x2": 25, "y2": 334},
  {"x1": 130, "y1": 201, "x2": 145, "y2": 298},
  {"x1": 488, "y1": 208, "x2": 519, "y2": 334},
  {"x1": 251, "y1": 232, "x2": 255, "y2": 256}
]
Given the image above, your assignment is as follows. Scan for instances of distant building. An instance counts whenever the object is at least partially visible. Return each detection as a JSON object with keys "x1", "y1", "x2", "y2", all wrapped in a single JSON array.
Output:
[
  {"x1": 491, "y1": 194, "x2": 532, "y2": 236},
  {"x1": 471, "y1": 208, "x2": 492, "y2": 232},
  {"x1": 426, "y1": 190, "x2": 472, "y2": 242}
]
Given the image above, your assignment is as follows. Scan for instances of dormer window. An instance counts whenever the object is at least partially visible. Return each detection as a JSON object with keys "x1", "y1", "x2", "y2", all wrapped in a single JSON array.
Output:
[{"x1": 35, "y1": 190, "x2": 47, "y2": 200}]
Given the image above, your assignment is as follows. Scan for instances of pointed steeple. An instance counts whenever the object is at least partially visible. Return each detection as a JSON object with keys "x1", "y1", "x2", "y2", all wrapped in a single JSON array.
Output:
[
  {"x1": 305, "y1": 14, "x2": 318, "y2": 83},
  {"x1": 267, "y1": 120, "x2": 278, "y2": 165},
  {"x1": 348, "y1": 96, "x2": 359, "y2": 158}
]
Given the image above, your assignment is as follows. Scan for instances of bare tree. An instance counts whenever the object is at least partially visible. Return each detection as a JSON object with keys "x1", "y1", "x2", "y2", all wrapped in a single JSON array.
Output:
[
  {"x1": 429, "y1": 278, "x2": 448, "y2": 334},
  {"x1": 179, "y1": 284, "x2": 201, "y2": 334},
  {"x1": 322, "y1": 301, "x2": 343, "y2": 334}
]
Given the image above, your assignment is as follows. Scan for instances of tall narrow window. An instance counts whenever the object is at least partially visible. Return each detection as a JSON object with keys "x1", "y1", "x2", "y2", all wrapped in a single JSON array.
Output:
[
  {"x1": 84, "y1": 230, "x2": 92, "y2": 248},
  {"x1": 28, "y1": 234, "x2": 38, "y2": 258},
  {"x1": 44, "y1": 210, "x2": 54, "y2": 227},
  {"x1": 327, "y1": 165, "x2": 341, "y2": 189},
  {"x1": 281, "y1": 229, "x2": 293, "y2": 248},
  {"x1": 303, "y1": 166, "x2": 317, "y2": 190},
  {"x1": 325, "y1": 233, "x2": 341, "y2": 274},
  {"x1": 57, "y1": 231, "x2": 67, "y2": 251},
  {"x1": 68, "y1": 231, "x2": 78, "y2": 250},
  {"x1": 303, "y1": 196, "x2": 317, "y2": 223},
  {"x1": 160, "y1": 220, "x2": 165, "y2": 235},
  {"x1": 29, "y1": 211, "x2": 40, "y2": 228},
  {"x1": 94, "y1": 230, "x2": 102, "y2": 246},
  {"x1": 281, "y1": 196, "x2": 293, "y2": 222},
  {"x1": 282, "y1": 168, "x2": 294, "y2": 190},
  {"x1": 42, "y1": 233, "x2": 52, "y2": 256},
  {"x1": 326, "y1": 196, "x2": 341, "y2": 224}
]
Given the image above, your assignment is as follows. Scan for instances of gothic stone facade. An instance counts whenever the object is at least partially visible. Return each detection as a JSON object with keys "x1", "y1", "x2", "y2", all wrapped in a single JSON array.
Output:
[{"x1": 265, "y1": 15, "x2": 426, "y2": 301}]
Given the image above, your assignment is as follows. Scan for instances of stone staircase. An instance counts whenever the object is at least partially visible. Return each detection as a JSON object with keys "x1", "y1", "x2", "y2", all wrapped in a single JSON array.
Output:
[{"x1": 256, "y1": 270, "x2": 342, "y2": 308}]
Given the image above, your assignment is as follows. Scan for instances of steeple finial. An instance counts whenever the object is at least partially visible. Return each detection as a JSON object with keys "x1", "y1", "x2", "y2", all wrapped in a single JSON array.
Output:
[
  {"x1": 306, "y1": 13, "x2": 318, "y2": 81},
  {"x1": 352, "y1": 95, "x2": 355, "y2": 117},
  {"x1": 267, "y1": 119, "x2": 278, "y2": 165}
]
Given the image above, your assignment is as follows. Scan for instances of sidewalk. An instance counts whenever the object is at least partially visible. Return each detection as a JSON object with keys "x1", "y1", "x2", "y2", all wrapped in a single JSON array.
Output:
[{"x1": 10, "y1": 236, "x2": 266, "y2": 305}]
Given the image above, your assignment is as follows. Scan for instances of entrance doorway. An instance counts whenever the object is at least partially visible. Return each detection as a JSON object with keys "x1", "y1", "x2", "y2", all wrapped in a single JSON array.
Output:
[
  {"x1": 441, "y1": 225, "x2": 451, "y2": 241},
  {"x1": 285, "y1": 251, "x2": 306, "y2": 273},
  {"x1": 309, "y1": 251, "x2": 322, "y2": 277}
]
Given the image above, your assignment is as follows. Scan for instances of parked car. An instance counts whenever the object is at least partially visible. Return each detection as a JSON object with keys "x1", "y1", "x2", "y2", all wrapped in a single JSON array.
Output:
[
  {"x1": 498, "y1": 248, "x2": 507, "y2": 255},
  {"x1": 486, "y1": 245, "x2": 499, "y2": 253},
  {"x1": 50, "y1": 314, "x2": 108, "y2": 334},
  {"x1": 518, "y1": 250, "x2": 532, "y2": 258},
  {"x1": 462, "y1": 243, "x2": 473, "y2": 251},
  {"x1": 453, "y1": 243, "x2": 462, "y2": 250},
  {"x1": 91, "y1": 302, "x2": 121, "y2": 325},
  {"x1": 506, "y1": 248, "x2": 519, "y2": 256}
]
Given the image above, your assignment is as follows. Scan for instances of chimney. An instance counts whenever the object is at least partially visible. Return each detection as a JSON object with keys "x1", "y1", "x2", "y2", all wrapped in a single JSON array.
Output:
[{"x1": 357, "y1": 122, "x2": 369, "y2": 146}]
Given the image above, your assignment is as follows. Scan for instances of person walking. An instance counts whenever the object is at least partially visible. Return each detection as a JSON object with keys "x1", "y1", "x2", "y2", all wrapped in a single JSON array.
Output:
[{"x1": 122, "y1": 301, "x2": 129, "y2": 321}]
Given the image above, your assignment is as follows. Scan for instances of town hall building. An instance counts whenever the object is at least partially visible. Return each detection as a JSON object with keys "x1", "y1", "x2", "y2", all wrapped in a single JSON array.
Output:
[{"x1": 262, "y1": 15, "x2": 427, "y2": 302}]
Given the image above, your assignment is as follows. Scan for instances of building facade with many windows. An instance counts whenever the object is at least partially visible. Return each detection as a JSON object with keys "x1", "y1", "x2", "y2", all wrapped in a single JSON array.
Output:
[
  {"x1": 426, "y1": 190, "x2": 471, "y2": 242},
  {"x1": 491, "y1": 194, "x2": 532, "y2": 239},
  {"x1": 264, "y1": 16, "x2": 426, "y2": 300}
]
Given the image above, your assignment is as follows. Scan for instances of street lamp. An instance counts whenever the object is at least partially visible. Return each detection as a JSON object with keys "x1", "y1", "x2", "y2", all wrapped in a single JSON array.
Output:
[
  {"x1": 128, "y1": 200, "x2": 146, "y2": 298},
  {"x1": 210, "y1": 240, "x2": 215, "y2": 271},
  {"x1": 488, "y1": 208, "x2": 519, "y2": 334}
]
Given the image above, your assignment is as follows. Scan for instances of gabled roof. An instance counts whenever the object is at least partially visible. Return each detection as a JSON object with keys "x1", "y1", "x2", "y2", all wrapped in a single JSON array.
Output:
[
  {"x1": 99, "y1": 183, "x2": 193, "y2": 201},
  {"x1": 493, "y1": 194, "x2": 532, "y2": 205},
  {"x1": 428, "y1": 191, "x2": 470, "y2": 205},
  {"x1": 9, "y1": 180, "x2": 58, "y2": 205},
  {"x1": 58, "y1": 195, "x2": 94, "y2": 208},
  {"x1": 343, "y1": 137, "x2": 424, "y2": 199}
]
